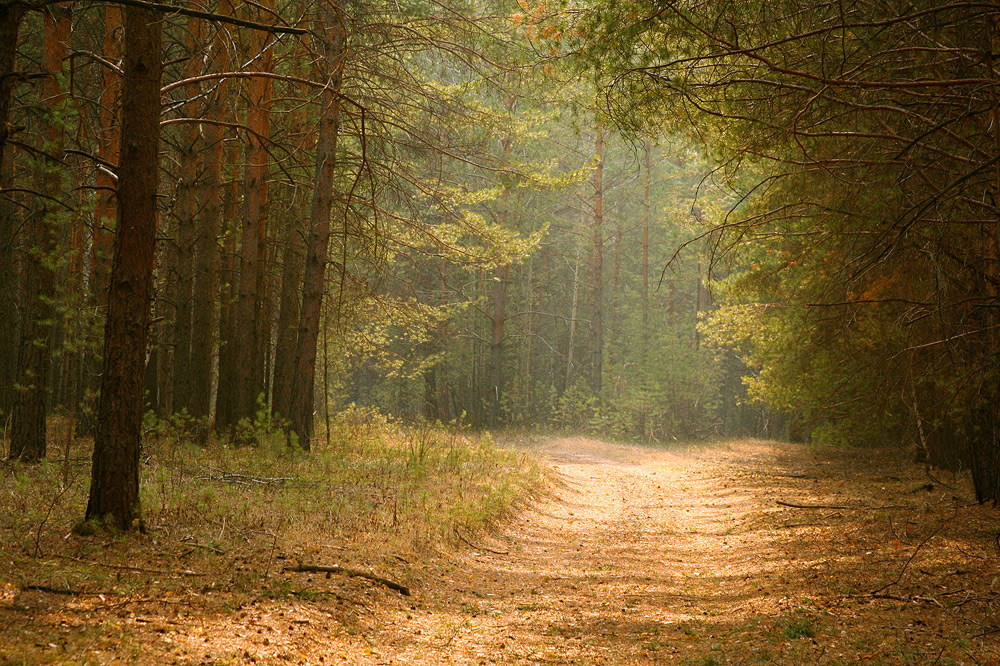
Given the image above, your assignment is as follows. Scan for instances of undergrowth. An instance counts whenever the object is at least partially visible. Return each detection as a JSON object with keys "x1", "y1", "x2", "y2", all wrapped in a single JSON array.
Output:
[{"x1": 1, "y1": 407, "x2": 542, "y2": 583}]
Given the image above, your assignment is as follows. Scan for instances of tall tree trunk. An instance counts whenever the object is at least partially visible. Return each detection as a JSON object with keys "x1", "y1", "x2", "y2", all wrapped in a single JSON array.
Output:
[
  {"x1": 87, "y1": 5, "x2": 162, "y2": 530},
  {"x1": 170, "y1": 17, "x2": 204, "y2": 415},
  {"x1": 188, "y1": 21, "x2": 229, "y2": 421},
  {"x1": 77, "y1": 4, "x2": 122, "y2": 436},
  {"x1": 230, "y1": 1, "x2": 275, "y2": 427},
  {"x1": 0, "y1": 152, "x2": 17, "y2": 422},
  {"x1": 288, "y1": 0, "x2": 345, "y2": 449},
  {"x1": 214, "y1": 182, "x2": 240, "y2": 430},
  {"x1": 590, "y1": 123, "x2": 605, "y2": 395},
  {"x1": 640, "y1": 141, "x2": 651, "y2": 437},
  {"x1": 642, "y1": 141, "x2": 651, "y2": 348},
  {"x1": 271, "y1": 230, "x2": 304, "y2": 421},
  {"x1": 10, "y1": 6, "x2": 71, "y2": 462}
]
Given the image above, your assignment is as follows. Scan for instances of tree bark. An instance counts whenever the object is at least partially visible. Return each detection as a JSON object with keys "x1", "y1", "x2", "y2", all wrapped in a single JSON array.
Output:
[
  {"x1": 0, "y1": 2, "x2": 25, "y2": 168},
  {"x1": 288, "y1": 0, "x2": 345, "y2": 449},
  {"x1": 87, "y1": 5, "x2": 162, "y2": 530},
  {"x1": 9, "y1": 5, "x2": 71, "y2": 462},
  {"x1": 188, "y1": 20, "x2": 229, "y2": 421},
  {"x1": 271, "y1": 230, "x2": 304, "y2": 422},
  {"x1": 228, "y1": 0, "x2": 275, "y2": 428},
  {"x1": 169, "y1": 17, "x2": 203, "y2": 415},
  {"x1": 0, "y1": 0, "x2": 22, "y2": 419}
]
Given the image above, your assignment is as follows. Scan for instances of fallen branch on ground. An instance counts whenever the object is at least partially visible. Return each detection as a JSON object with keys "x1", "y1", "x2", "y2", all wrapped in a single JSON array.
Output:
[
  {"x1": 283, "y1": 563, "x2": 411, "y2": 596},
  {"x1": 454, "y1": 526, "x2": 509, "y2": 555},
  {"x1": 57, "y1": 554, "x2": 204, "y2": 577},
  {"x1": 777, "y1": 500, "x2": 850, "y2": 509},
  {"x1": 776, "y1": 500, "x2": 909, "y2": 510}
]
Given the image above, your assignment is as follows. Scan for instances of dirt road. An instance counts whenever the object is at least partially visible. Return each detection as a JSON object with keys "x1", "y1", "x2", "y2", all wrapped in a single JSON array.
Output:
[
  {"x1": 353, "y1": 437, "x2": 999, "y2": 665},
  {"x1": 23, "y1": 437, "x2": 994, "y2": 665}
]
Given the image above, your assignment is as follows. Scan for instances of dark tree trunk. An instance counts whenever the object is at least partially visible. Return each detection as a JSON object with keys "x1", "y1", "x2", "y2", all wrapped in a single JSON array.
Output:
[
  {"x1": 271, "y1": 231, "x2": 304, "y2": 422},
  {"x1": 170, "y1": 26, "x2": 202, "y2": 414},
  {"x1": 214, "y1": 184, "x2": 240, "y2": 431},
  {"x1": 288, "y1": 0, "x2": 344, "y2": 449},
  {"x1": 0, "y1": 149, "x2": 18, "y2": 421},
  {"x1": 189, "y1": 112, "x2": 225, "y2": 422},
  {"x1": 87, "y1": 5, "x2": 162, "y2": 531},
  {"x1": 10, "y1": 6, "x2": 71, "y2": 462},
  {"x1": 0, "y1": 2, "x2": 25, "y2": 168}
]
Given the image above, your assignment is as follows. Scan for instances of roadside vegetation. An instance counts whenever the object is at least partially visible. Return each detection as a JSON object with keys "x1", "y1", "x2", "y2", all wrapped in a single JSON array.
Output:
[{"x1": 0, "y1": 412, "x2": 542, "y2": 665}]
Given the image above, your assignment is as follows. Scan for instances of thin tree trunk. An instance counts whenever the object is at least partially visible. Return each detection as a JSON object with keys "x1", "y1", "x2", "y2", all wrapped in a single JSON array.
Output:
[
  {"x1": 189, "y1": 27, "x2": 229, "y2": 421},
  {"x1": 0, "y1": 153, "x2": 17, "y2": 422},
  {"x1": 591, "y1": 123, "x2": 605, "y2": 395},
  {"x1": 565, "y1": 243, "x2": 581, "y2": 391},
  {"x1": 288, "y1": 0, "x2": 345, "y2": 449},
  {"x1": 642, "y1": 141, "x2": 651, "y2": 348},
  {"x1": 214, "y1": 182, "x2": 240, "y2": 430},
  {"x1": 87, "y1": 5, "x2": 162, "y2": 530},
  {"x1": 10, "y1": 6, "x2": 71, "y2": 462},
  {"x1": 271, "y1": 231, "x2": 304, "y2": 421},
  {"x1": 488, "y1": 263, "x2": 510, "y2": 426},
  {"x1": 170, "y1": 16, "x2": 203, "y2": 415},
  {"x1": 231, "y1": 1, "x2": 275, "y2": 427}
]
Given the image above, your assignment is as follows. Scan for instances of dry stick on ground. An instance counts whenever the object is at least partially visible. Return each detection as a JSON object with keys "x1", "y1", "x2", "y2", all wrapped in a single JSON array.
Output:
[
  {"x1": 776, "y1": 500, "x2": 909, "y2": 510},
  {"x1": 871, "y1": 508, "x2": 957, "y2": 595},
  {"x1": 57, "y1": 554, "x2": 204, "y2": 577},
  {"x1": 454, "y1": 526, "x2": 510, "y2": 555},
  {"x1": 284, "y1": 563, "x2": 411, "y2": 596}
]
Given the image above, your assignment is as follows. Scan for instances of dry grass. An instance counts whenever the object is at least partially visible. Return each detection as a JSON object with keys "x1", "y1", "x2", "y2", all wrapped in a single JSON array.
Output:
[{"x1": 0, "y1": 409, "x2": 542, "y2": 665}]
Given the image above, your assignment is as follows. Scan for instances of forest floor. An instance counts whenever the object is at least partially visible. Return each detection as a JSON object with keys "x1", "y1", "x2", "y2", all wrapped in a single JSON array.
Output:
[{"x1": 3, "y1": 435, "x2": 1000, "y2": 665}]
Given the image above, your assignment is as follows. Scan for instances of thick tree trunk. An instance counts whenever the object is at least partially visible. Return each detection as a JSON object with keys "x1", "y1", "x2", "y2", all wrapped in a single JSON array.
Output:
[
  {"x1": 87, "y1": 5, "x2": 162, "y2": 531},
  {"x1": 288, "y1": 0, "x2": 345, "y2": 449},
  {"x1": 10, "y1": 6, "x2": 71, "y2": 462}
]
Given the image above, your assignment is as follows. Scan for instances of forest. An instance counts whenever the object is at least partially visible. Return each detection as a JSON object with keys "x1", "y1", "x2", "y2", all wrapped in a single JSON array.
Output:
[
  {"x1": 3, "y1": 0, "x2": 998, "y2": 517},
  {"x1": 2, "y1": 0, "x2": 1000, "y2": 663}
]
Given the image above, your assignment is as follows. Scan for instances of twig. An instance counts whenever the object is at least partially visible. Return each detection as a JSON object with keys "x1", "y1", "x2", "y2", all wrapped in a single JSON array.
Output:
[
  {"x1": 777, "y1": 500, "x2": 850, "y2": 509},
  {"x1": 777, "y1": 500, "x2": 908, "y2": 510},
  {"x1": 454, "y1": 527, "x2": 509, "y2": 555},
  {"x1": 178, "y1": 540, "x2": 226, "y2": 554},
  {"x1": 24, "y1": 584, "x2": 78, "y2": 595},
  {"x1": 871, "y1": 508, "x2": 956, "y2": 594},
  {"x1": 56, "y1": 554, "x2": 204, "y2": 577},
  {"x1": 284, "y1": 563, "x2": 411, "y2": 596}
]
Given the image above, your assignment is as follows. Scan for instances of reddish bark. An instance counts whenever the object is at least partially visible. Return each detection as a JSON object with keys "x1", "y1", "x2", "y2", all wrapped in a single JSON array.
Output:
[
  {"x1": 229, "y1": 0, "x2": 275, "y2": 428},
  {"x1": 87, "y1": 5, "x2": 162, "y2": 530}
]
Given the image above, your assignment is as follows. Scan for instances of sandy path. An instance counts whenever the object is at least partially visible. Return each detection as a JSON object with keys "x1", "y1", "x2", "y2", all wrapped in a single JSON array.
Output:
[
  {"x1": 360, "y1": 437, "x2": 819, "y2": 664},
  {"x1": 340, "y1": 436, "x2": 999, "y2": 666}
]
